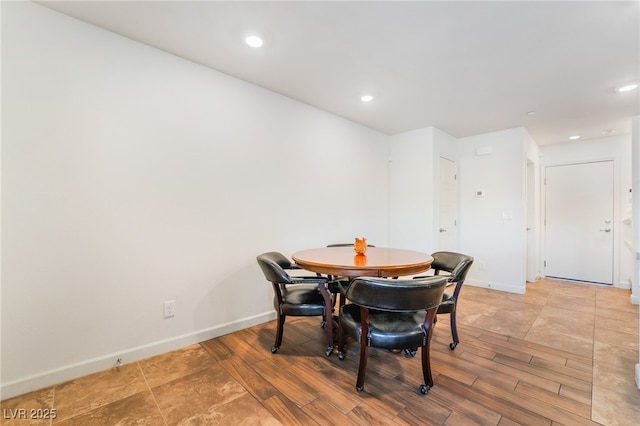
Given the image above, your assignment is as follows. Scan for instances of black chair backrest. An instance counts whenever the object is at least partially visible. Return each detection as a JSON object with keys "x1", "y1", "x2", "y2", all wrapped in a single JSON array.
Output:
[
  {"x1": 431, "y1": 251, "x2": 474, "y2": 283},
  {"x1": 345, "y1": 276, "x2": 448, "y2": 312},
  {"x1": 257, "y1": 252, "x2": 294, "y2": 284}
]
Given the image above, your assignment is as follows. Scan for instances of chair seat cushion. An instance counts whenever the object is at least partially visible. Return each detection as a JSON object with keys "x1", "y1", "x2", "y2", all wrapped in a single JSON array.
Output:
[
  {"x1": 437, "y1": 292, "x2": 456, "y2": 314},
  {"x1": 279, "y1": 286, "x2": 326, "y2": 316},
  {"x1": 340, "y1": 304, "x2": 427, "y2": 349}
]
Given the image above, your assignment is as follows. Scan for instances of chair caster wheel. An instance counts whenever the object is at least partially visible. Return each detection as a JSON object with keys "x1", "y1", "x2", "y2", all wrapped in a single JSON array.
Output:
[
  {"x1": 321, "y1": 321, "x2": 326, "y2": 328},
  {"x1": 403, "y1": 348, "x2": 417, "y2": 357},
  {"x1": 419, "y1": 384, "x2": 430, "y2": 395},
  {"x1": 271, "y1": 346, "x2": 279, "y2": 353},
  {"x1": 338, "y1": 352, "x2": 345, "y2": 360},
  {"x1": 325, "y1": 346, "x2": 333, "y2": 357},
  {"x1": 356, "y1": 385, "x2": 364, "y2": 392},
  {"x1": 449, "y1": 342, "x2": 458, "y2": 350}
]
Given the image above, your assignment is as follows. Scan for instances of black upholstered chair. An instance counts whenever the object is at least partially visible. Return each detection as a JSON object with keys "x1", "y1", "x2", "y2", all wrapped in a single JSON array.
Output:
[
  {"x1": 257, "y1": 252, "x2": 334, "y2": 356},
  {"x1": 415, "y1": 251, "x2": 474, "y2": 350},
  {"x1": 337, "y1": 275, "x2": 448, "y2": 394}
]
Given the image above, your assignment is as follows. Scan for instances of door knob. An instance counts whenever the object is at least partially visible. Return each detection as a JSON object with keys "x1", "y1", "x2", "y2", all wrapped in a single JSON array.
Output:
[
  {"x1": 439, "y1": 228, "x2": 447, "y2": 233},
  {"x1": 599, "y1": 228, "x2": 611, "y2": 232}
]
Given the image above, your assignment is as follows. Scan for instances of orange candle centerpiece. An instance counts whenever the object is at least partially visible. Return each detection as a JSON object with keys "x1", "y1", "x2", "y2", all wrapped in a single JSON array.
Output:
[{"x1": 354, "y1": 237, "x2": 367, "y2": 255}]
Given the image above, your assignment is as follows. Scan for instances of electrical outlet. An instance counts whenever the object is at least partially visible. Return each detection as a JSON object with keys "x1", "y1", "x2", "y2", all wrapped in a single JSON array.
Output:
[{"x1": 163, "y1": 300, "x2": 176, "y2": 318}]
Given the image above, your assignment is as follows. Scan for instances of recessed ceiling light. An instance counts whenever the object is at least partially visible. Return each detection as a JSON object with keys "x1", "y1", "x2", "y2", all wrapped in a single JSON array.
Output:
[
  {"x1": 360, "y1": 95, "x2": 373, "y2": 102},
  {"x1": 526, "y1": 110, "x2": 536, "y2": 115},
  {"x1": 615, "y1": 82, "x2": 638, "y2": 92},
  {"x1": 569, "y1": 135, "x2": 581, "y2": 140},
  {"x1": 245, "y1": 35, "x2": 263, "y2": 48},
  {"x1": 603, "y1": 129, "x2": 616, "y2": 135}
]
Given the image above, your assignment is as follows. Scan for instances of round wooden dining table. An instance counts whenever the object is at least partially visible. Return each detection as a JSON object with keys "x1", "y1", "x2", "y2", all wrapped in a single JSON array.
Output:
[{"x1": 291, "y1": 246, "x2": 434, "y2": 278}]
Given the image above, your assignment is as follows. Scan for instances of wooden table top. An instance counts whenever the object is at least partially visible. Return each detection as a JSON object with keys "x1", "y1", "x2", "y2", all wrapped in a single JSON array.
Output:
[{"x1": 291, "y1": 246, "x2": 434, "y2": 278}]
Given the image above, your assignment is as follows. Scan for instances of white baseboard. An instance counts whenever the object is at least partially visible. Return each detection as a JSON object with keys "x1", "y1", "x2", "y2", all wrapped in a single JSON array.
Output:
[
  {"x1": 618, "y1": 280, "x2": 632, "y2": 290},
  {"x1": 1, "y1": 311, "x2": 276, "y2": 400},
  {"x1": 466, "y1": 280, "x2": 526, "y2": 294}
]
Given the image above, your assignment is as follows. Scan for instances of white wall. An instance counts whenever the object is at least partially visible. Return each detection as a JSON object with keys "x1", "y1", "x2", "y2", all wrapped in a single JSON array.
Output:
[
  {"x1": 388, "y1": 127, "x2": 436, "y2": 251},
  {"x1": 1, "y1": 2, "x2": 390, "y2": 398},
  {"x1": 525, "y1": 132, "x2": 541, "y2": 281},
  {"x1": 387, "y1": 126, "x2": 459, "y2": 253},
  {"x1": 434, "y1": 127, "x2": 459, "y2": 161},
  {"x1": 539, "y1": 135, "x2": 633, "y2": 290},
  {"x1": 389, "y1": 126, "x2": 535, "y2": 294},
  {"x1": 457, "y1": 128, "x2": 530, "y2": 294},
  {"x1": 433, "y1": 127, "x2": 460, "y2": 250}
]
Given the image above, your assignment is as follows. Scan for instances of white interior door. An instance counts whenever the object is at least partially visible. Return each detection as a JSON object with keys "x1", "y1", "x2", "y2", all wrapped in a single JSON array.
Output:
[
  {"x1": 438, "y1": 156, "x2": 457, "y2": 251},
  {"x1": 544, "y1": 161, "x2": 614, "y2": 284}
]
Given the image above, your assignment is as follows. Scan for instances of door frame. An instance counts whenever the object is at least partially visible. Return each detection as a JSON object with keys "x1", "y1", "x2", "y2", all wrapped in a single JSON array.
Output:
[
  {"x1": 541, "y1": 157, "x2": 620, "y2": 286},
  {"x1": 526, "y1": 159, "x2": 538, "y2": 282}
]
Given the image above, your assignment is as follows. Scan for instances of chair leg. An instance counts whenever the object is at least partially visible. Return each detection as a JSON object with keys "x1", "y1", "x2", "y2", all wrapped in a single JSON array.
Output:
[
  {"x1": 336, "y1": 283, "x2": 348, "y2": 355},
  {"x1": 355, "y1": 311, "x2": 369, "y2": 392},
  {"x1": 449, "y1": 311, "x2": 459, "y2": 350},
  {"x1": 355, "y1": 340, "x2": 368, "y2": 392},
  {"x1": 419, "y1": 343, "x2": 434, "y2": 394},
  {"x1": 272, "y1": 313, "x2": 286, "y2": 353},
  {"x1": 337, "y1": 317, "x2": 346, "y2": 360},
  {"x1": 317, "y1": 284, "x2": 335, "y2": 356},
  {"x1": 419, "y1": 307, "x2": 438, "y2": 394}
]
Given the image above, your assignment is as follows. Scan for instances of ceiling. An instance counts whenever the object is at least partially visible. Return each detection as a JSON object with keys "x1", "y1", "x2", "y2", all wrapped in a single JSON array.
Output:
[{"x1": 37, "y1": 1, "x2": 640, "y2": 145}]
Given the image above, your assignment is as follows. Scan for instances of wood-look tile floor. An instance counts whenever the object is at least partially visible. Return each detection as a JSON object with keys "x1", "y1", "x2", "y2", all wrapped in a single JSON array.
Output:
[{"x1": 2, "y1": 279, "x2": 639, "y2": 425}]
